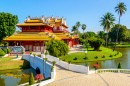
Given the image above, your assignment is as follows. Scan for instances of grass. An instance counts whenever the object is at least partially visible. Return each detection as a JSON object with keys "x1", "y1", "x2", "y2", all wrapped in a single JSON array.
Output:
[
  {"x1": 0, "y1": 57, "x2": 30, "y2": 70},
  {"x1": 106, "y1": 42, "x2": 130, "y2": 47},
  {"x1": 58, "y1": 47, "x2": 122, "y2": 63}
]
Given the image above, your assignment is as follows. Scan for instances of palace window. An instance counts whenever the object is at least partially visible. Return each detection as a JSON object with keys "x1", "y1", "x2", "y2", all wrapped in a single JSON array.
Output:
[
  {"x1": 30, "y1": 26, "x2": 37, "y2": 29},
  {"x1": 41, "y1": 26, "x2": 44, "y2": 29}
]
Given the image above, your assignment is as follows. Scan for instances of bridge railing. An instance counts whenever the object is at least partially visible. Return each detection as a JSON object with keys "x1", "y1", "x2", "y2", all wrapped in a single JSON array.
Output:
[{"x1": 96, "y1": 69, "x2": 130, "y2": 73}]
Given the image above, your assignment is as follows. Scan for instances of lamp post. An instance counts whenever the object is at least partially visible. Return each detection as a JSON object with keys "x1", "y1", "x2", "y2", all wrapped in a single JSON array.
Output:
[
  {"x1": 16, "y1": 42, "x2": 18, "y2": 58},
  {"x1": 85, "y1": 50, "x2": 87, "y2": 66},
  {"x1": 43, "y1": 54, "x2": 45, "y2": 76}
]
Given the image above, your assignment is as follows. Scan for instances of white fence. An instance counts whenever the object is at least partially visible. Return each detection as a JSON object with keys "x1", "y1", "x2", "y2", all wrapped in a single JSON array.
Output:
[
  {"x1": 96, "y1": 69, "x2": 130, "y2": 74},
  {"x1": 45, "y1": 55, "x2": 89, "y2": 74}
]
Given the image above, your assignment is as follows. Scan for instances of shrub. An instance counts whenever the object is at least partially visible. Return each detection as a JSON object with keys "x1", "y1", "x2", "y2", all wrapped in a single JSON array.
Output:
[
  {"x1": 21, "y1": 51, "x2": 24, "y2": 54},
  {"x1": 68, "y1": 61, "x2": 71, "y2": 64},
  {"x1": 102, "y1": 55, "x2": 105, "y2": 58},
  {"x1": 29, "y1": 52, "x2": 32, "y2": 55},
  {"x1": 33, "y1": 53, "x2": 36, "y2": 57},
  {"x1": 114, "y1": 54, "x2": 117, "y2": 56},
  {"x1": 52, "y1": 61, "x2": 56, "y2": 66},
  {"x1": 63, "y1": 59, "x2": 65, "y2": 61},
  {"x1": 44, "y1": 58, "x2": 48, "y2": 62},
  {"x1": 73, "y1": 57, "x2": 77, "y2": 60},
  {"x1": 118, "y1": 62, "x2": 122, "y2": 69},
  {"x1": 0, "y1": 49, "x2": 6, "y2": 56},
  {"x1": 46, "y1": 40, "x2": 69, "y2": 57},
  {"x1": 45, "y1": 52, "x2": 48, "y2": 55},
  {"x1": 83, "y1": 56, "x2": 88, "y2": 60},
  {"x1": 51, "y1": 66, "x2": 54, "y2": 72},
  {"x1": 7, "y1": 49, "x2": 11, "y2": 53},
  {"x1": 94, "y1": 56, "x2": 98, "y2": 59},
  {"x1": 109, "y1": 55, "x2": 113, "y2": 57},
  {"x1": 29, "y1": 73, "x2": 36, "y2": 85},
  {"x1": 88, "y1": 37, "x2": 105, "y2": 50},
  {"x1": 117, "y1": 51, "x2": 119, "y2": 55},
  {"x1": 2, "y1": 49, "x2": 7, "y2": 54}
]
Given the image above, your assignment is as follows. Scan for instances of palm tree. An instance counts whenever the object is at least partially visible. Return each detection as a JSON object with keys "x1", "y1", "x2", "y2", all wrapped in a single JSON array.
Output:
[
  {"x1": 71, "y1": 25, "x2": 77, "y2": 35},
  {"x1": 76, "y1": 21, "x2": 81, "y2": 36},
  {"x1": 82, "y1": 24, "x2": 87, "y2": 39},
  {"x1": 114, "y1": 2, "x2": 127, "y2": 50},
  {"x1": 100, "y1": 12, "x2": 115, "y2": 46}
]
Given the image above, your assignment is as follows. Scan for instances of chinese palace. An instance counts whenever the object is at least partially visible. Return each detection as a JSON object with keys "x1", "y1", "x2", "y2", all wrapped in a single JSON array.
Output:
[{"x1": 3, "y1": 15, "x2": 79, "y2": 51}]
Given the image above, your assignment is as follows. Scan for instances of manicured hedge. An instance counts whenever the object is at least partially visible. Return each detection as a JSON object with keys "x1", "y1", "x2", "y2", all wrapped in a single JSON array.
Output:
[
  {"x1": 7, "y1": 49, "x2": 11, "y2": 53},
  {"x1": 0, "y1": 49, "x2": 6, "y2": 56},
  {"x1": 2, "y1": 49, "x2": 7, "y2": 54}
]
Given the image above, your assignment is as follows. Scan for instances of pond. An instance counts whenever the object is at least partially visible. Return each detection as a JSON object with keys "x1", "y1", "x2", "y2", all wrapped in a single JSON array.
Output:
[
  {"x1": 76, "y1": 46, "x2": 130, "y2": 70},
  {"x1": 0, "y1": 68, "x2": 37, "y2": 86}
]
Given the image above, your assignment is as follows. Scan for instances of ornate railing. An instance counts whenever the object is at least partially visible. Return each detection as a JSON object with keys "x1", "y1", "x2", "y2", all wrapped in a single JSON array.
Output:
[{"x1": 96, "y1": 69, "x2": 130, "y2": 73}]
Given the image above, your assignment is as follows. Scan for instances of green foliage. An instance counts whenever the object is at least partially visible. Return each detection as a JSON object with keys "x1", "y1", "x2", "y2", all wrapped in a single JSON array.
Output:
[
  {"x1": 0, "y1": 12, "x2": 19, "y2": 43},
  {"x1": 118, "y1": 62, "x2": 122, "y2": 69},
  {"x1": 117, "y1": 51, "x2": 119, "y2": 55},
  {"x1": 7, "y1": 49, "x2": 11, "y2": 53},
  {"x1": 51, "y1": 66, "x2": 54, "y2": 72},
  {"x1": 109, "y1": 24, "x2": 130, "y2": 42},
  {"x1": 63, "y1": 59, "x2": 65, "y2": 61},
  {"x1": 46, "y1": 40, "x2": 69, "y2": 57},
  {"x1": 68, "y1": 61, "x2": 71, "y2": 64},
  {"x1": 97, "y1": 31, "x2": 106, "y2": 39},
  {"x1": 45, "y1": 52, "x2": 48, "y2": 55},
  {"x1": 21, "y1": 51, "x2": 24, "y2": 54},
  {"x1": 2, "y1": 49, "x2": 7, "y2": 54},
  {"x1": 29, "y1": 52, "x2": 32, "y2": 55},
  {"x1": 88, "y1": 37, "x2": 105, "y2": 50},
  {"x1": 102, "y1": 55, "x2": 105, "y2": 58},
  {"x1": 0, "y1": 49, "x2": 6, "y2": 56},
  {"x1": 33, "y1": 53, "x2": 36, "y2": 57},
  {"x1": 29, "y1": 73, "x2": 36, "y2": 85},
  {"x1": 94, "y1": 56, "x2": 98, "y2": 59},
  {"x1": 44, "y1": 58, "x2": 48, "y2": 62},
  {"x1": 73, "y1": 57, "x2": 77, "y2": 60},
  {"x1": 52, "y1": 61, "x2": 56, "y2": 66},
  {"x1": 109, "y1": 55, "x2": 113, "y2": 57},
  {"x1": 71, "y1": 25, "x2": 77, "y2": 35}
]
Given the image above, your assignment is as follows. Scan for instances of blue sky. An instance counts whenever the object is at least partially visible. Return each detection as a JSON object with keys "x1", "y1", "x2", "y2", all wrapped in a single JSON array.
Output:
[{"x1": 1, "y1": 0, "x2": 130, "y2": 33}]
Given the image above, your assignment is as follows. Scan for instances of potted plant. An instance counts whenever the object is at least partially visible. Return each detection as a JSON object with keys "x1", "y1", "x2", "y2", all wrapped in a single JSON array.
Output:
[
  {"x1": 52, "y1": 61, "x2": 56, "y2": 66},
  {"x1": 51, "y1": 66, "x2": 54, "y2": 72},
  {"x1": 35, "y1": 73, "x2": 44, "y2": 83}
]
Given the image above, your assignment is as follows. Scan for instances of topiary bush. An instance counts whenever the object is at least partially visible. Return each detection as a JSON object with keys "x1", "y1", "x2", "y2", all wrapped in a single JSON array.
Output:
[
  {"x1": 7, "y1": 49, "x2": 11, "y2": 54},
  {"x1": 73, "y1": 57, "x2": 77, "y2": 60},
  {"x1": 88, "y1": 37, "x2": 105, "y2": 51},
  {"x1": 114, "y1": 54, "x2": 117, "y2": 56},
  {"x1": 102, "y1": 55, "x2": 105, "y2": 58},
  {"x1": 29, "y1": 73, "x2": 36, "y2": 85},
  {"x1": 94, "y1": 56, "x2": 98, "y2": 59},
  {"x1": 117, "y1": 51, "x2": 119, "y2": 55},
  {"x1": 109, "y1": 55, "x2": 113, "y2": 57},
  {"x1": 63, "y1": 59, "x2": 65, "y2": 61},
  {"x1": 118, "y1": 62, "x2": 122, "y2": 69},
  {"x1": 52, "y1": 61, "x2": 56, "y2": 66},
  {"x1": 0, "y1": 49, "x2": 6, "y2": 56},
  {"x1": 2, "y1": 49, "x2": 7, "y2": 54}
]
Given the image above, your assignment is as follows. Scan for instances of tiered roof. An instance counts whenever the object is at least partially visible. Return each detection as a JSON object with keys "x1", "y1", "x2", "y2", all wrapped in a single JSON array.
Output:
[
  {"x1": 3, "y1": 32, "x2": 79, "y2": 41},
  {"x1": 17, "y1": 15, "x2": 68, "y2": 28}
]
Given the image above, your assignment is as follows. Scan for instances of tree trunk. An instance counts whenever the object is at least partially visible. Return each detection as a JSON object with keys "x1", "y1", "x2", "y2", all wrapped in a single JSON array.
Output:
[
  {"x1": 83, "y1": 30, "x2": 85, "y2": 40},
  {"x1": 114, "y1": 15, "x2": 121, "y2": 50},
  {"x1": 106, "y1": 32, "x2": 108, "y2": 46}
]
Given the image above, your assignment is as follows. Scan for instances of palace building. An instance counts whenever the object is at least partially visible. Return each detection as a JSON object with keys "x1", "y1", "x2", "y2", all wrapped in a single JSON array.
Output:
[{"x1": 3, "y1": 15, "x2": 79, "y2": 51}]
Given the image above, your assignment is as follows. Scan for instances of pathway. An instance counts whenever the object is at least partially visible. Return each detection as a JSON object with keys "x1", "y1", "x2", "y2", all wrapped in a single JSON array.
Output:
[{"x1": 45, "y1": 66, "x2": 130, "y2": 86}]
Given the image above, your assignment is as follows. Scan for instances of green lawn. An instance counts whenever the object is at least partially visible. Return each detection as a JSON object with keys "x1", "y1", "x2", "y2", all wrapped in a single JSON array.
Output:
[
  {"x1": 107, "y1": 42, "x2": 130, "y2": 47},
  {"x1": 0, "y1": 57, "x2": 30, "y2": 70},
  {"x1": 58, "y1": 47, "x2": 122, "y2": 63}
]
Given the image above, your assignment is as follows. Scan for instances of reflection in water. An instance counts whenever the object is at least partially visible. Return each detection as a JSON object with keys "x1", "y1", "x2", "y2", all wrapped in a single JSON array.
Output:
[
  {"x1": 76, "y1": 46, "x2": 130, "y2": 70},
  {"x1": 0, "y1": 68, "x2": 36, "y2": 86}
]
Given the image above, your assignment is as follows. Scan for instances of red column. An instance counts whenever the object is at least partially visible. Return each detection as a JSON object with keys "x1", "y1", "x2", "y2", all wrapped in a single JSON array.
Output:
[
  {"x1": 35, "y1": 42, "x2": 36, "y2": 51},
  {"x1": 20, "y1": 41, "x2": 21, "y2": 46},
  {"x1": 40, "y1": 41, "x2": 41, "y2": 51},
  {"x1": 15, "y1": 41, "x2": 16, "y2": 46}
]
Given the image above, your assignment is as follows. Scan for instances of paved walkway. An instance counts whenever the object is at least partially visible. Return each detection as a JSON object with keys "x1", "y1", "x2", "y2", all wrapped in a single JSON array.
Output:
[{"x1": 45, "y1": 66, "x2": 130, "y2": 86}]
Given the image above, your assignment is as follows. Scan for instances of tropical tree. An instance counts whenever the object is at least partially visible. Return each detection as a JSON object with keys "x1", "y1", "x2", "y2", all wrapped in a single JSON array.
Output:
[
  {"x1": 114, "y1": 2, "x2": 127, "y2": 49},
  {"x1": 0, "y1": 12, "x2": 19, "y2": 43},
  {"x1": 76, "y1": 21, "x2": 81, "y2": 36},
  {"x1": 82, "y1": 24, "x2": 87, "y2": 39},
  {"x1": 100, "y1": 12, "x2": 115, "y2": 46},
  {"x1": 71, "y1": 25, "x2": 77, "y2": 35}
]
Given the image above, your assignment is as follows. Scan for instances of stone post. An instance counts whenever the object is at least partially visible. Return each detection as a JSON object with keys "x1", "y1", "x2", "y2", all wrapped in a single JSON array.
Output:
[{"x1": 87, "y1": 66, "x2": 89, "y2": 75}]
